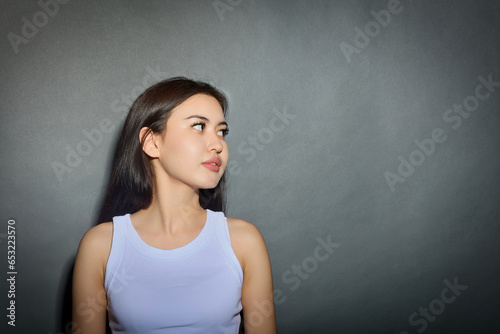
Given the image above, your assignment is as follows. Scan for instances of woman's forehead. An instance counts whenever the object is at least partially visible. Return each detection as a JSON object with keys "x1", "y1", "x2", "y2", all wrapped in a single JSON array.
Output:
[{"x1": 170, "y1": 94, "x2": 225, "y2": 120}]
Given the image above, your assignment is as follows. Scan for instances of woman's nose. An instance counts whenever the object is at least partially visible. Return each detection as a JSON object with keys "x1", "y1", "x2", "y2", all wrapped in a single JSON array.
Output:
[{"x1": 207, "y1": 132, "x2": 223, "y2": 153}]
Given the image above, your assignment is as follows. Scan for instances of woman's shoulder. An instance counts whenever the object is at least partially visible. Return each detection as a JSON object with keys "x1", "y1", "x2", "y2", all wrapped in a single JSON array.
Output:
[
  {"x1": 80, "y1": 222, "x2": 113, "y2": 247},
  {"x1": 75, "y1": 222, "x2": 113, "y2": 270},
  {"x1": 226, "y1": 217, "x2": 263, "y2": 239},
  {"x1": 226, "y1": 217, "x2": 269, "y2": 271}
]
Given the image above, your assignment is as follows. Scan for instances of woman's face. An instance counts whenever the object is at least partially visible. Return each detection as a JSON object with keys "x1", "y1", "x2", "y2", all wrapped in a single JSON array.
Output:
[{"x1": 154, "y1": 93, "x2": 229, "y2": 191}]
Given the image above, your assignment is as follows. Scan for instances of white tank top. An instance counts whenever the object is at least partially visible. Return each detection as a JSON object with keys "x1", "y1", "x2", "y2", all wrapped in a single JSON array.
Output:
[{"x1": 105, "y1": 209, "x2": 243, "y2": 333}]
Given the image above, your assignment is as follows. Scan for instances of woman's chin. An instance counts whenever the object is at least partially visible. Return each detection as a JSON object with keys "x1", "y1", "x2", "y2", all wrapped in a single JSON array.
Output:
[
  {"x1": 201, "y1": 178, "x2": 223, "y2": 190},
  {"x1": 200, "y1": 182, "x2": 220, "y2": 190}
]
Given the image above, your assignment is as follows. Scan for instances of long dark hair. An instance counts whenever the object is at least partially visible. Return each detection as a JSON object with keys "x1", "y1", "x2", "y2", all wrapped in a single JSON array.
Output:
[{"x1": 97, "y1": 77, "x2": 228, "y2": 223}]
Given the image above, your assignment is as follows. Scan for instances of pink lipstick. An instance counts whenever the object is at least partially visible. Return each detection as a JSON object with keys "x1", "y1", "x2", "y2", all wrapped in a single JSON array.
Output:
[{"x1": 202, "y1": 157, "x2": 221, "y2": 172}]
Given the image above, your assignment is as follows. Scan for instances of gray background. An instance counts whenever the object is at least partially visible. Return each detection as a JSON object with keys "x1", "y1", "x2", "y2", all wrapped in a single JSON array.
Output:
[{"x1": 1, "y1": 0, "x2": 499, "y2": 333}]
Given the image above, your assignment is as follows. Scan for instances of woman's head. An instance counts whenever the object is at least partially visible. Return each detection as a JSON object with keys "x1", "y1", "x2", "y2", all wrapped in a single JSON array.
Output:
[{"x1": 98, "y1": 77, "x2": 229, "y2": 222}]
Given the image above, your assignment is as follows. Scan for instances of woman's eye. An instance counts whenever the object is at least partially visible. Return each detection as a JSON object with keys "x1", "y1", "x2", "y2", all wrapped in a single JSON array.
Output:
[
  {"x1": 193, "y1": 123, "x2": 204, "y2": 131},
  {"x1": 218, "y1": 129, "x2": 229, "y2": 137}
]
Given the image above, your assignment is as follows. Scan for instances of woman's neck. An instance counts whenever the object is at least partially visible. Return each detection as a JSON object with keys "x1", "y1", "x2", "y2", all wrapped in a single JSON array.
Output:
[{"x1": 135, "y1": 166, "x2": 206, "y2": 233}]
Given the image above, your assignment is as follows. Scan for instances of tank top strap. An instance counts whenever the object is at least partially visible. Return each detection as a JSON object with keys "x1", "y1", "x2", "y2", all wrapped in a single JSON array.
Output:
[
  {"x1": 104, "y1": 214, "x2": 128, "y2": 293},
  {"x1": 210, "y1": 210, "x2": 244, "y2": 283}
]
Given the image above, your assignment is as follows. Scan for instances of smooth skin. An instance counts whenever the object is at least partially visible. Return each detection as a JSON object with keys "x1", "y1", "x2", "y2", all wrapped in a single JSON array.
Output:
[{"x1": 72, "y1": 94, "x2": 276, "y2": 334}]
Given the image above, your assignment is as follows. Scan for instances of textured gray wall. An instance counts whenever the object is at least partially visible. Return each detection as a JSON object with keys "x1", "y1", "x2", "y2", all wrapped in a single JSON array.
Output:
[{"x1": 1, "y1": 0, "x2": 499, "y2": 333}]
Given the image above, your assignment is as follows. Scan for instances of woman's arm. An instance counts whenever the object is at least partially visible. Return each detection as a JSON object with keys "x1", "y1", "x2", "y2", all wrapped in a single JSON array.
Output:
[
  {"x1": 228, "y1": 218, "x2": 277, "y2": 334},
  {"x1": 72, "y1": 223, "x2": 112, "y2": 334}
]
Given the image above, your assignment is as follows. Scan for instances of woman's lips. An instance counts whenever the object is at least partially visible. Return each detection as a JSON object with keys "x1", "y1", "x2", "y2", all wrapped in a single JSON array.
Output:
[
  {"x1": 202, "y1": 163, "x2": 220, "y2": 172},
  {"x1": 202, "y1": 157, "x2": 221, "y2": 172}
]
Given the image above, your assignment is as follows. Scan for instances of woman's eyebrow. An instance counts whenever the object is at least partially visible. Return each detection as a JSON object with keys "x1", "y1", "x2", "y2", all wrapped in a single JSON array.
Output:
[{"x1": 185, "y1": 115, "x2": 228, "y2": 127}]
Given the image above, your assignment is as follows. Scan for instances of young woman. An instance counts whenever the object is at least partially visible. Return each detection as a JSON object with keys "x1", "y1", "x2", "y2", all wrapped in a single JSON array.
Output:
[{"x1": 72, "y1": 77, "x2": 276, "y2": 334}]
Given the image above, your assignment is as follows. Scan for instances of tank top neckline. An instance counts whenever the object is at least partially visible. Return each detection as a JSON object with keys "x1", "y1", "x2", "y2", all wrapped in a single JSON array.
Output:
[{"x1": 124, "y1": 209, "x2": 213, "y2": 260}]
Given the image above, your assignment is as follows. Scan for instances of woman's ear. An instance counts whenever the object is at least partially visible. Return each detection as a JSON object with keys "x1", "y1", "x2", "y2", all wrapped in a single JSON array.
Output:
[{"x1": 139, "y1": 127, "x2": 160, "y2": 158}]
